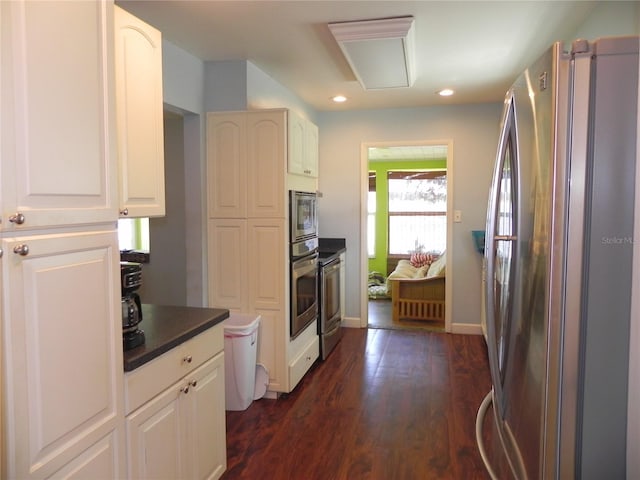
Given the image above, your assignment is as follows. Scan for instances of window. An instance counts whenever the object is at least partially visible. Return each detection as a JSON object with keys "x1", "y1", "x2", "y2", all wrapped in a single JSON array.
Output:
[
  {"x1": 368, "y1": 172, "x2": 376, "y2": 257},
  {"x1": 388, "y1": 170, "x2": 446, "y2": 254},
  {"x1": 118, "y1": 218, "x2": 150, "y2": 251}
]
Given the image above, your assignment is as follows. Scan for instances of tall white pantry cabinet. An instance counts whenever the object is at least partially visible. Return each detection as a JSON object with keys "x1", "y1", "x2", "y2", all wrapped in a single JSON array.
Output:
[
  {"x1": 1, "y1": 1, "x2": 125, "y2": 478},
  {"x1": 207, "y1": 109, "x2": 319, "y2": 395}
]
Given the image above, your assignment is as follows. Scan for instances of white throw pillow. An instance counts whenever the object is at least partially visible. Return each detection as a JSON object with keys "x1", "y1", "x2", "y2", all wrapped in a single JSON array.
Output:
[{"x1": 426, "y1": 252, "x2": 446, "y2": 278}]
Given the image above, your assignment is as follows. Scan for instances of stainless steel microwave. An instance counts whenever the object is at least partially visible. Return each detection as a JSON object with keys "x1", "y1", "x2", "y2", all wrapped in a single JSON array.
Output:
[{"x1": 289, "y1": 190, "x2": 318, "y2": 243}]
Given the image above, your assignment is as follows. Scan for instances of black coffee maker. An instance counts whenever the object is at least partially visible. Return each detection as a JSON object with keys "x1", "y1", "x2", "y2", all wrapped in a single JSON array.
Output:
[{"x1": 121, "y1": 262, "x2": 145, "y2": 350}]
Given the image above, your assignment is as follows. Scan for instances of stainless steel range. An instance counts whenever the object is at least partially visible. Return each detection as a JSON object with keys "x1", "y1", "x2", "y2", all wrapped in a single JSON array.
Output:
[{"x1": 317, "y1": 253, "x2": 342, "y2": 359}]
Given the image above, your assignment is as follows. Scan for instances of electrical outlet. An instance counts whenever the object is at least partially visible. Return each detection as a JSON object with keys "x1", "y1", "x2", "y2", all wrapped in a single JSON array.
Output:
[{"x1": 454, "y1": 210, "x2": 462, "y2": 223}]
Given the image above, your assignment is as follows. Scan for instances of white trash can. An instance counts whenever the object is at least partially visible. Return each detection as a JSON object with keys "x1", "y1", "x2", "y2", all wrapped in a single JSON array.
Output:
[{"x1": 223, "y1": 313, "x2": 261, "y2": 411}]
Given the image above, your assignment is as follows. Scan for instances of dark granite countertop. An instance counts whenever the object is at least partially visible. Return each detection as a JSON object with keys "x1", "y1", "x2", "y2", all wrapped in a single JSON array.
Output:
[
  {"x1": 123, "y1": 304, "x2": 229, "y2": 372},
  {"x1": 318, "y1": 237, "x2": 346, "y2": 265}
]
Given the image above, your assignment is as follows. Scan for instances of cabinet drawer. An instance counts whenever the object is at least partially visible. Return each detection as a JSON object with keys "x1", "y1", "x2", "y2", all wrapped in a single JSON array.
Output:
[
  {"x1": 288, "y1": 335, "x2": 319, "y2": 391},
  {"x1": 125, "y1": 324, "x2": 223, "y2": 414}
]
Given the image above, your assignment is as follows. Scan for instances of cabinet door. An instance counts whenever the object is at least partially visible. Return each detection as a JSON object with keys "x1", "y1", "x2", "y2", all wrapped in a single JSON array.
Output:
[
  {"x1": 207, "y1": 219, "x2": 248, "y2": 311},
  {"x1": 253, "y1": 308, "x2": 285, "y2": 393},
  {"x1": 48, "y1": 432, "x2": 121, "y2": 479},
  {"x1": 126, "y1": 385, "x2": 185, "y2": 479},
  {"x1": 248, "y1": 219, "x2": 286, "y2": 392},
  {"x1": 114, "y1": 5, "x2": 165, "y2": 218},
  {"x1": 207, "y1": 113, "x2": 247, "y2": 218},
  {"x1": 0, "y1": 1, "x2": 117, "y2": 230},
  {"x1": 2, "y1": 230, "x2": 124, "y2": 479},
  {"x1": 247, "y1": 218, "x2": 285, "y2": 310},
  {"x1": 246, "y1": 111, "x2": 286, "y2": 218},
  {"x1": 287, "y1": 110, "x2": 305, "y2": 176},
  {"x1": 304, "y1": 120, "x2": 319, "y2": 178},
  {"x1": 185, "y1": 353, "x2": 226, "y2": 480}
]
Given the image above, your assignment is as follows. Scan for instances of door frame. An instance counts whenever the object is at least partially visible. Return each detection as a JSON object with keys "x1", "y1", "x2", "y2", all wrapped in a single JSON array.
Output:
[{"x1": 360, "y1": 139, "x2": 454, "y2": 332}]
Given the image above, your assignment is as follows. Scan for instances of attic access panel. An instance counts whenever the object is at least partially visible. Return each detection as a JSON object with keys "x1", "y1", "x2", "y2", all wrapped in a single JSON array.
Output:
[{"x1": 328, "y1": 16, "x2": 416, "y2": 90}]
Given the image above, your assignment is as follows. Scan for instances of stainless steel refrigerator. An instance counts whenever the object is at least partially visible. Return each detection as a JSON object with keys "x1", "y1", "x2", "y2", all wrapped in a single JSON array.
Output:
[{"x1": 476, "y1": 36, "x2": 639, "y2": 479}]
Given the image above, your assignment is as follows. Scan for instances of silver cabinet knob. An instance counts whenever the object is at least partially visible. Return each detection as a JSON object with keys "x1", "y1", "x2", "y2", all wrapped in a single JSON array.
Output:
[
  {"x1": 9, "y1": 212, "x2": 25, "y2": 225},
  {"x1": 189, "y1": 380, "x2": 197, "y2": 388},
  {"x1": 13, "y1": 244, "x2": 29, "y2": 256},
  {"x1": 180, "y1": 385, "x2": 190, "y2": 394},
  {"x1": 120, "y1": 208, "x2": 129, "y2": 216},
  {"x1": 183, "y1": 355, "x2": 193, "y2": 364}
]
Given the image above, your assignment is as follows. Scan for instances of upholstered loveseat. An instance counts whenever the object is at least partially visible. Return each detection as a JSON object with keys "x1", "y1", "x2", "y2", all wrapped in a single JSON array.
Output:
[{"x1": 386, "y1": 253, "x2": 446, "y2": 323}]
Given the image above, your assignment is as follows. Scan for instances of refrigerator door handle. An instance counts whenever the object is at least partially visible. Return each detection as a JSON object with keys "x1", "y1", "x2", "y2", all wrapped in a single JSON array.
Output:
[
  {"x1": 494, "y1": 235, "x2": 517, "y2": 241},
  {"x1": 484, "y1": 91, "x2": 517, "y2": 418}
]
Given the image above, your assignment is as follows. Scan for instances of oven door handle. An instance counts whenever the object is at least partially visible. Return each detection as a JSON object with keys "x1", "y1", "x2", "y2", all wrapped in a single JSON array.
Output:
[
  {"x1": 292, "y1": 253, "x2": 319, "y2": 276},
  {"x1": 322, "y1": 259, "x2": 340, "y2": 275}
]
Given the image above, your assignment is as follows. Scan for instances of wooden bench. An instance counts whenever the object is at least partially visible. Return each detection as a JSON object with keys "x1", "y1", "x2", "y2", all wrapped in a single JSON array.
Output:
[{"x1": 386, "y1": 258, "x2": 445, "y2": 323}]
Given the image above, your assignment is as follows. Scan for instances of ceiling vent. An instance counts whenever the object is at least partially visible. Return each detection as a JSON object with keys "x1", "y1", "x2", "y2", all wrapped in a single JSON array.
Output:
[{"x1": 328, "y1": 16, "x2": 416, "y2": 90}]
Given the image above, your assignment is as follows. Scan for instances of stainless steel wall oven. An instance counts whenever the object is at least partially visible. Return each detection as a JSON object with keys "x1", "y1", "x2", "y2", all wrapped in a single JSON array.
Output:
[
  {"x1": 289, "y1": 190, "x2": 319, "y2": 340},
  {"x1": 290, "y1": 252, "x2": 318, "y2": 339},
  {"x1": 289, "y1": 190, "x2": 318, "y2": 242}
]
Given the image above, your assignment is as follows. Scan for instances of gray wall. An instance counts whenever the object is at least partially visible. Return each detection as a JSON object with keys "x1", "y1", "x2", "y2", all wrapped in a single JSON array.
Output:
[
  {"x1": 317, "y1": 105, "x2": 501, "y2": 329},
  {"x1": 138, "y1": 115, "x2": 187, "y2": 305}
]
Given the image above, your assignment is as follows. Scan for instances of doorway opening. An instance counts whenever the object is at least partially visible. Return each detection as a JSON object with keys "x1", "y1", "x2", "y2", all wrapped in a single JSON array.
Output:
[{"x1": 361, "y1": 142, "x2": 453, "y2": 332}]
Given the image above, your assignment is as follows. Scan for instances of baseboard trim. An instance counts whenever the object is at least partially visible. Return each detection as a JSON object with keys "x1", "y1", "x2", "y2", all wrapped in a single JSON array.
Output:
[
  {"x1": 450, "y1": 323, "x2": 483, "y2": 335},
  {"x1": 342, "y1": 316, "x2": 362, "y2": 328},
  {"x1": 343, "y1": 315, "x2": 482, "y2": 335}
]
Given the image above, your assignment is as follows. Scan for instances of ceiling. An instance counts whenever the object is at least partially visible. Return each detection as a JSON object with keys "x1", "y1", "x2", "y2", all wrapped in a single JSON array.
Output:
[{"x1": 117, "y1": 0, "x2": 599, "y2": 111}]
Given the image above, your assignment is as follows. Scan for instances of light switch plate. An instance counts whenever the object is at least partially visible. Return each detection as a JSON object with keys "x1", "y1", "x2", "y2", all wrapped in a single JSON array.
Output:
[{"x1": 454, "y1": 210, "x2": 462, "y2": 223}]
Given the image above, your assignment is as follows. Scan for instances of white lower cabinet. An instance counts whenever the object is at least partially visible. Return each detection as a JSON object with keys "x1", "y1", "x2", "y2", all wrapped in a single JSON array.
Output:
[
  {"x1": 1, "y1": 229, "x2": 125, "y2": 479},
  {"x1": 125, "y1": 325, "x2": 226, "y2": 480}
]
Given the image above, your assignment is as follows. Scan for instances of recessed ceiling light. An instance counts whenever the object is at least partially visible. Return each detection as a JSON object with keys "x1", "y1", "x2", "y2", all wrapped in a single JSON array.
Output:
[
  {"x1": 438, "y1": 88, "x2": 455, "y2": 97},
  {"x1": 332, "y1": 95, "x2": 347, "y2": 103}
]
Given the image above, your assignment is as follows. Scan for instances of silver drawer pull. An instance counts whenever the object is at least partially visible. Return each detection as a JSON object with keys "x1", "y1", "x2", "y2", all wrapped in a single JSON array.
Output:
[
  {"x1": 9, "y1": 212, "x2": 25, "y2": 224},
  {"x1": 13, "y1": 244, "x2": 29, "y2": 256}
]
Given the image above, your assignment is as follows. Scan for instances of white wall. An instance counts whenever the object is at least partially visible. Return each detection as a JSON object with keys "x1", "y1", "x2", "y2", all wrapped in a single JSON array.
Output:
[{"x1": 317, "y1": 105, "x2": 502, "y2": 328}]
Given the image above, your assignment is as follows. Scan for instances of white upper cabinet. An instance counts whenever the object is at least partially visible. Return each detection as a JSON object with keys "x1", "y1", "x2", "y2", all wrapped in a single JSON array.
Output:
[
  {"x1": 207, "y1": 110, "x2": 286, "y2": 219},
  {"x1": 114, "y1": 5, "x2": 166, "y2": 218},
  {"x1": 0, "y1": 0, "x2": 118, "y2": 230},
  {"x1": 207, "y1": 113, "x2": 247, "y2": 218},
  {"x1": 304, "y1": 120, "x2": 319, "y2": 178},
  {"x1": 287, "y1": 110, "x2": 318, "y2": 178},
  {"x1": 247, "y1": 111, "x2": 286, "y2": 218}
]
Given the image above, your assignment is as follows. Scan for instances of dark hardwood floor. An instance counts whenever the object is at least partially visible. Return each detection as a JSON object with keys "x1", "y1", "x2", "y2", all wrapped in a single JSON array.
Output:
[{"x1": 222, "y1": 327, "x2": 492, "y2": 479}]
